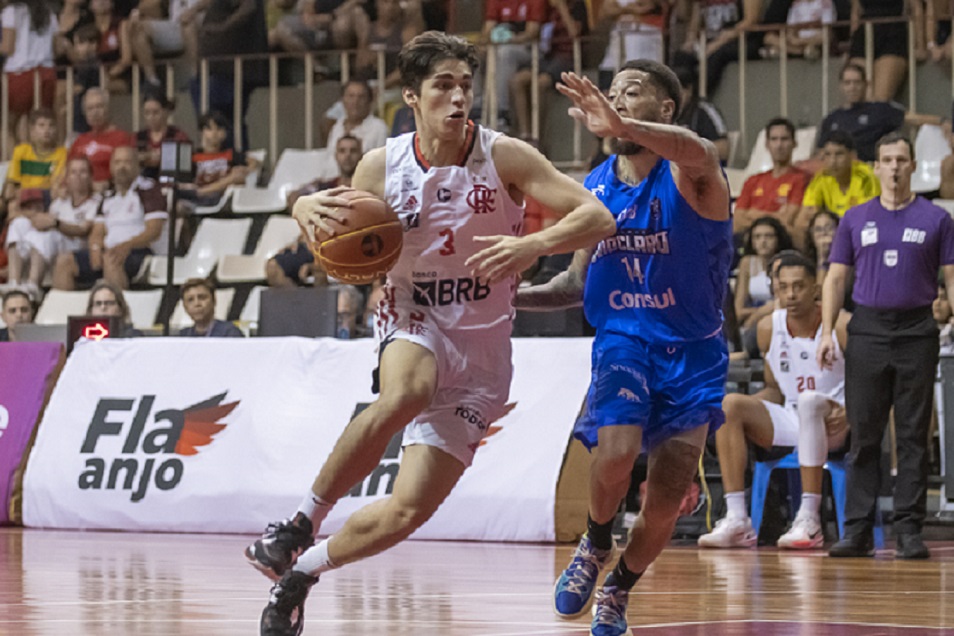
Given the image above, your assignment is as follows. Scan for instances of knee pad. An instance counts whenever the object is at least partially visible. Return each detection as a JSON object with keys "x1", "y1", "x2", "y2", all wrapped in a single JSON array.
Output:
[{"x1": 796, "y1": 390, "x2": 830, "y2": 467}]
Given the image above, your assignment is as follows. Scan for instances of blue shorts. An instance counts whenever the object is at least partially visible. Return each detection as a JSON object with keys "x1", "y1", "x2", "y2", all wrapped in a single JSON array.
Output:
[{"x1": 574, "y1": 330, "x2": 728, "y2": 452}]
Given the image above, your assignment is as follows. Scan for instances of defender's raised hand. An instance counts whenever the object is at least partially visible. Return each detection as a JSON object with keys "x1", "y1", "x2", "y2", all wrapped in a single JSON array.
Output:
[{"x1": 556, "y1": 72, "x2": 625, "y2": 139}]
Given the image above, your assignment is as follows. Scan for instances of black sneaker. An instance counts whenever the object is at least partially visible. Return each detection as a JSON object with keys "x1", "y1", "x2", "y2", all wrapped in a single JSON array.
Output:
[
  {"x1": 246, "y1": 517, "x2": 314, "y2": 580},
  {"x1": 260, "y1": 570, "x2": 318, "y2": 636},
  {"x1": 895, "y1": 533, "x2": 930, "y2": 559},
  {"x1": 828, "y1": 533, "x2": 875, "y2": 558}
]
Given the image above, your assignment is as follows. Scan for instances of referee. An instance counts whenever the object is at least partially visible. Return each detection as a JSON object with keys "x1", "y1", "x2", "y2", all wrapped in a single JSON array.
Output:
[{"x1": 818, "y1": 132, "x2": 954, "y2": 559}]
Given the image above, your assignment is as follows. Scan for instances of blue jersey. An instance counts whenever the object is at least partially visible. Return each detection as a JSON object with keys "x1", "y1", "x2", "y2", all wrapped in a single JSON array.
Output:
[{"x1": 583, "y1": 156, "x2": 732, "y2": 342}]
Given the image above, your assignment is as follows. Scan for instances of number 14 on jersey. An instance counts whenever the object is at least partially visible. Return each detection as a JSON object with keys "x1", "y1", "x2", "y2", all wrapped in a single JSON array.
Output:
[{"x1": 621, "y1": 257, "x2": 645, "y2": 284}]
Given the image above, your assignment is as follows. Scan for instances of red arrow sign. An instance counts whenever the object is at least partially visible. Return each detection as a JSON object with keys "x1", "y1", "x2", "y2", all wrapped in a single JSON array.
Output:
[{"x1": 83, "y1": 323, "x2": 110, "y2": 340}]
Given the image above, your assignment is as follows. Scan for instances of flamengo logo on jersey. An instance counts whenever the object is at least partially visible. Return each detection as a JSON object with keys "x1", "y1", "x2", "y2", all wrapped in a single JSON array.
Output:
[
  {"x1": 78, "y1": 392, "x2": 238, "y2": 502},
  {"x1": 413, "y1": 277, "x2": 491, "y2": 306},
  {"x1": 467, "y1": 184, "x2": 496, "y2": 214},
  {"x1": 403, "y1": 195, "x2": 418, "y2": 211}
]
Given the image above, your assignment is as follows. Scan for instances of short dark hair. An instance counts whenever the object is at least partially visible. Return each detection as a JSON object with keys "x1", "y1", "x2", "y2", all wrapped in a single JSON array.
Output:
[
  {"x1": 181, "y1": 278, "x2": 215, "y2": 300},
  {"x1": 198, "y1": 110, "x2": 230, "y2": 131},
  {"x1": 143, "y1": 92, "x2": 174, "y2": 111},
  {"x1": 773, "y1": 251, "x2": 817, "y2": 281},
  {"x1": 840, "y1": 63, "x2": 866, "y2": 82},
  {"x1": 336, "y1": 134, "x2": 362, "y2": 150},
  {"x1": 342, "y1": 80, "x2": 373, "y2": 101},
  {"x1": 765, "y1": 117, "x2": 795, "y2": 139},
  {"x1": 619, "y1": 59, "x2": 683, "y2": 117},
  {"x1": 875, "y1": 131, "x2": 915, "y2": 161},
  {"x1": 74, "y1": 23, "x2": 99, "y2": 43},
  {"x1": 2, "y1": 289, "x2": 32, "y2": 310},
  {"x1": 399, "y1": 31, "x2": 479, "y2": 93},
  {"x1": 28, "y1": 108, "x2": 55, "y2": 127},
  {"x1": 822, "y1": 130, "x2": 855, "y2": 152}
]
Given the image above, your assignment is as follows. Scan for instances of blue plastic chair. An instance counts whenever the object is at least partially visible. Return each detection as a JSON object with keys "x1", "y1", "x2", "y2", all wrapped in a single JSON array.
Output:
[{"x1": 750, "y1": 450, "x2": 885, "y2": 548}]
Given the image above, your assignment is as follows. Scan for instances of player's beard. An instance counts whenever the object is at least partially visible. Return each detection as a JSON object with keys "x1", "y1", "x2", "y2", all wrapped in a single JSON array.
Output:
[{"x1": 611, "y1": 138, "x2": 644, "y2": 156}]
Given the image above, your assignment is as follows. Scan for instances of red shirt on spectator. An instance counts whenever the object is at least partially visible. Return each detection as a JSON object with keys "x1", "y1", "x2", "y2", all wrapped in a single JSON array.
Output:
[
  {"x1": 69, "y1": 127, "x2": 136, "y2": 183},
  {"x1": 485, "y1": 0, "x2": 548, "y2": 25},
  {"x1": 735, "y1": 167, "x2": 810, "y2": 214}
]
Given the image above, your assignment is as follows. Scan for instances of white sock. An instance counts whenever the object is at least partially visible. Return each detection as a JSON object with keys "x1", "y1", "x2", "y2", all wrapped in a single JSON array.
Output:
[
  {"x1": 293, "y1": 537, "x2": 338, "y2": 576},
  {"x1": 798, "y1": 493, "x2": 822, "y2": 518},
  {"x1": 725, "y1": 491, "x2": 747, "y2": 519},
  {"x1": 298, "y1": 492, "x2": 334, "y2": 535}
]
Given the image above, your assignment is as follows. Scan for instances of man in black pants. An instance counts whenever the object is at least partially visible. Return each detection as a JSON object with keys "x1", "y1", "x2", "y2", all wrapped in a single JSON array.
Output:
[{"x1": 818, "y1": 132, "x2": 954, "y2": 559}]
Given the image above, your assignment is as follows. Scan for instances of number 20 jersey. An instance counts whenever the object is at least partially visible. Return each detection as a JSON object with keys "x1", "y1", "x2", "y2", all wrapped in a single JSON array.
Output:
[
  {"x1": 765, "y1": 308, "x2": 845, "y2": 410},
  {"x1": 583, "y1": 157, "x2": 733, "y2": 342},
  {"x1": 381, "y1": 124, "x2": 525, "y2": 334}
]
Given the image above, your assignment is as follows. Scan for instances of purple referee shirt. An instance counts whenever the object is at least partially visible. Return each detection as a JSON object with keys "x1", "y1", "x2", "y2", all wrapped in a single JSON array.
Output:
[{"x1": 829, "y1": 196, "x2": 954, "y2": 310}]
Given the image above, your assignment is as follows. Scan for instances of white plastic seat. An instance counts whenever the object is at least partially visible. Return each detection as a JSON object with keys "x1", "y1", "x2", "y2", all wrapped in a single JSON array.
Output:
[
  {"x1": 216, "y1": 216, "x2": 303, "y2": 283},
  {"x1": 231, "y1": 149, "x2": 333, "y2": 214},
  {"x1": 35, "y1": 290, "x2": 89, "y2": 324},
  {"x1": 167, "y1": 287, "x2": 236, "y2": 331},
  {"x1": 743, "y1": 128, "x2": 772, "y2": 178},
  {"x1": 124, "y1": 289, "x2": 163, "y2": 329},
  {"x1": 238, "y1": 285, "x2": 266, "y2": 333},
  {"x1": 147, "y1": 217, "x2": 252, "y2": 286},
  {"x1": 934, "y1": 199, "x2": 954, "y2": 217},
  {"x1": 911, "y1": 124, "x2": 951, "y2": 193},
  {"x1": 794, "y1": 126, "x2": 817, "y2": 163}
]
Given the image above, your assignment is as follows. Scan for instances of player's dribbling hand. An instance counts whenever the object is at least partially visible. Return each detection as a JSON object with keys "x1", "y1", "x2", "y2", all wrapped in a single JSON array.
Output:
[
  {"x1": 467, "y1": 235, "x2": 541, "y2": 284},
  {"x1": 292, "y1": 185, "x2": 355, "y2": 239},
  {"x1": 556, "y1": 72, "x2": 625, "y2": 140},
  {"x1": 816, "y1": 333, "x2": 837, "y2": 370}
]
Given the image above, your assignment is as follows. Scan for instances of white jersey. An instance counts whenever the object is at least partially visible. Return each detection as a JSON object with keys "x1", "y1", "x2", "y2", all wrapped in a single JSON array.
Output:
[
  {"x1": 765, "y1": 308, "x2": 845, "y2": 410},
  {"x1": 50, "y1": 194, "x2": 100, "y2": 253},
  {"x1": 381, "y1": 124, "x2": 525, "y2": 334}
]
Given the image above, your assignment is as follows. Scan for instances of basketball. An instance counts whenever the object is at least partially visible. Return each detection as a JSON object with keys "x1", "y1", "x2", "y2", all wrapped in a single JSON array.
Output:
[{"x1": 309, "y1": 190, "x2": 403, "y2": 284}]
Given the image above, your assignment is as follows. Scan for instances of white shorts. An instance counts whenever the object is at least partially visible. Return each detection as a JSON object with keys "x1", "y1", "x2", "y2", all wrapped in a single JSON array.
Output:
[
  {"x1": 377, "y1": 314, "x2": 512, "y2": 468},
  {"x1": 762, "y1": 400, "x2": 799, "y2": 448},
  {"x1": 147, "y1": 20, "x2": 185, "y2": 54},
  {"x1": 5, "y1": 216, "x2": 59, "y2": 263}
]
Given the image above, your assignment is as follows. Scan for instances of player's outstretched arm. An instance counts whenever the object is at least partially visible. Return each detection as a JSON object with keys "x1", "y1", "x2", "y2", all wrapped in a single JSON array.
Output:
[
  {"x1": 465, "y1": 138, "x2": 616, "y2": 283},
  {"x1": 514, "y1": 248, "x2": 593, "y2": 311},
  {"x1": 556, "y1": 72, "x2": 729, "y2": 221}
]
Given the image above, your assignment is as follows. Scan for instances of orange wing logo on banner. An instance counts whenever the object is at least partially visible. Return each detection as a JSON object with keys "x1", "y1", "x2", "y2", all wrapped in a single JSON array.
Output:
[{"x1": 175, "y1": 393, "x2": 240, "y2": 456}]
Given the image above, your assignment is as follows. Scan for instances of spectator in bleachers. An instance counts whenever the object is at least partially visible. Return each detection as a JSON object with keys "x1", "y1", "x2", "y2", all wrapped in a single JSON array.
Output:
[
  {"x1": 3, "y1": 109, "x2": 67, "y2": 211},
  {"x1": 266, "y1": 0, "x2": 298, "y2": 48},
  {"x1": 4, "y1": 189, "x2": 52, "y2": 300},
  {"x1": 847, "y1": 0, "x2": 908, "y2": 101},
  {"x1": 355, "y1": 0, "x2": 425, "y2": 88},
  {"x1": 68, "y1": 88, "x2": 137, "y2": 190},
  {"x1": 53, "y1": 146, "x2": 167, "y2": 290},
  {"x1": 178, "y1": 277, "x2": 244, "y2": 337},
  {"x1": 89, "y1": 0, "x2": 135, "y2": 93},
  {"x1": 939, "y1": 126, "x2": 954, "y2": 199},
  {"x1": 597, "y1": 0, "x2": 665, "y2": 89},
  {"x1": 85, "y1": 279, "x2": 143, "y2": 337},
  {"x1": 128, "y1": 0, "x2": 201, "y2": 88},
  {"x1": 673, "y1": 64, "x2": 729, "y2": 164},
  {"x1": 761, "y1": 0, "x2": 835, "y2": 59},
  {"x1": 509, "y1": 0, "x2": 586, "y2": 146},
  {"x1": 324, "y1": 81, "x2": 388, "y2": 155},
  {"x1": 795, "y1": 131, "x2": 880, "y2": 238},
  {"x1": 935, "y1": 283, "x2": 954, "y2": 354},
  {"x1": 735, "y1": 217, "x2": 794, "y2": 357},
  {"x1": 267, "y1": 134, "x2": 362, "y2": 287},
  {"x1": 804, "y1": 209, "x2": 839, "y2": 286},
  {"x1": 177, "y1": 111, "x2": 255, "y2": 213},
  {"x1": 679, "y1": 0, "x2": 765, "y2": 95},
  {"x1": 734, "y1": 117, "x2": 810, "y2": 238},
  {"x1": 63, "y1": 25, "x2": 104, "y2": 134},
  {"x1": 314, "y1": 0, "x2": 373, "y2": 50},
  {"x1": 271, "y1": 0, "x2": 336, "y2": 52},
  {"x1": 136, "y1": 93, "x2": 193, "y2": 181},
  {"x1": 336, "y1": 283, "x2": 364, "y2": 338},
  {"x1": 0, "y1": 289, "x2": 35, "y2": 342},
  {"x1": 189, "y1": 0, "x2": 269, "y2": 150},
  {"x1": 1, "y1": 0, "x2": 61, "y2": 149},
  {"x1": 479, "y1": 0, "x2": 548, "y2": 128}
]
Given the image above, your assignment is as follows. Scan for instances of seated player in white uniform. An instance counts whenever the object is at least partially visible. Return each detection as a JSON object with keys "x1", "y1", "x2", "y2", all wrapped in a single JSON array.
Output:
[
  {"x1": 246, "y1": 31, "x2": 617, "y2": 636},
  {"x1": 699, "y1": 251, "x2": 850, "y2": 549}
]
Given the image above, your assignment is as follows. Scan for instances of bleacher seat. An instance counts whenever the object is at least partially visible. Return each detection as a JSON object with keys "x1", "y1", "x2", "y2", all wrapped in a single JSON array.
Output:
[
  {"x1": 217, "y1": 216, "x2": 303, "y2": 283},
  {"x1": 35, "y1": 290, "x2": 89, "y2": 324},
  {"x1": 147, "y1": 217, "x2": 252, "y2": 286},
  {"x1": 934, "y1": 199, "x2": 954, "y2": 216},
  {"x1": 794, "y1": 126, "x2": 816, "y2": 163},
  {"x1": 231, "y1": 149, "x2": 333, "y2": 214},
  {"x1": 911, "y1": 124, "x2": 950, "y2": 193},
  {"x1": 168, "y1": 287, "x2": 236, "y2": 331},
  {"x1": 124, "y1": 289, "x2": 163, "y2": 329},
  {"x1": 238, "y1": 285, "x2": 267, "y2": 332}
]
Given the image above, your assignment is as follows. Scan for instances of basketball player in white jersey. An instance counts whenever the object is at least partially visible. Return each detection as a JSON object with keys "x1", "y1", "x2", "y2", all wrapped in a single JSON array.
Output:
[
  {"x1": 247, "y1": 31, "x2": 616, "y2": 636},
  {"x1": 698, "y1": 252, "x2": 851, "y2": 550}
]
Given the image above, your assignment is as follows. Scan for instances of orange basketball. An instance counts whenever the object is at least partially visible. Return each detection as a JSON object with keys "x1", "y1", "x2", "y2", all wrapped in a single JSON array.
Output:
[{"x1": 309, "y1": 190, "x2": 403, "y2": 284}]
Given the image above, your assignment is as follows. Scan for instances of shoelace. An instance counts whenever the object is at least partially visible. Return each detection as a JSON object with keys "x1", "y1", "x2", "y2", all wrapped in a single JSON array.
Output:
[
  {"x1": 561, "y1": 545, "x2": 605, "y2": 595},
  {"x1": 593, "y1": 587, "x2": 627, "y2": 625}
]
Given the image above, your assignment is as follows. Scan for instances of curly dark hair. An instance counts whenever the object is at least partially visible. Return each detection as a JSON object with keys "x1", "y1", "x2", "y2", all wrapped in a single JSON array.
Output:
[{"x1": 742, "y1": 216, "x2": 794, "y2": 257}]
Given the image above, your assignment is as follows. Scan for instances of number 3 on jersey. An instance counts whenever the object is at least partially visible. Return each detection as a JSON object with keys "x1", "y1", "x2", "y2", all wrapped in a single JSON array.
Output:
[
  {"x1": 439, "y1": 228, "x2": 455, "y2": 256},
  {"x1": 621, "y1": 257, "x2": 644, "y2": 284}
]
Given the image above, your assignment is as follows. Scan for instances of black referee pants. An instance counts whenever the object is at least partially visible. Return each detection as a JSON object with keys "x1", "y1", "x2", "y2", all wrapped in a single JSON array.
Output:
[{"x1": 844, "y1": 305, "x2": 938, "y2": 537}]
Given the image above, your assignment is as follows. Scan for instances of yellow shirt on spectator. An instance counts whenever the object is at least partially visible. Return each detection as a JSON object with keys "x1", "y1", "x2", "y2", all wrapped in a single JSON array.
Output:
[
  {"x1": 7, "y1": 143, "x2": 67, "y2": 190},
  {"x1": 801, "y1": 161, "x2": 881, "y2": 216}
]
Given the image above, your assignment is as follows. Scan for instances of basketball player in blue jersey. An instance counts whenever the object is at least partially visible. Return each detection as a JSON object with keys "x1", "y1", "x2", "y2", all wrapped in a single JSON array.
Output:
[
  {"x1": 517, "y1": 63, "x2": 732, "y2": 636},
  {"x1": 245, "y1": 32, "x2": 616, "y2": 636}
]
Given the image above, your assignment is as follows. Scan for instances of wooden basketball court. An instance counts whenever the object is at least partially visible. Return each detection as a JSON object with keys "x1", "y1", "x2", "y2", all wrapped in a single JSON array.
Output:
[{"x1": 1, "y1": 528, "x2": 952, "y2": 635}]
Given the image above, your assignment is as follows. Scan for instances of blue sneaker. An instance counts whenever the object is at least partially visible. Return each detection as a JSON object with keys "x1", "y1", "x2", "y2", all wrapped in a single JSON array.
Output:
[
  {"x1": 553, "y1": 534, "x2": 616, "y2": 618},
  {"x1": 590, "y1": 585, "x2": 629, "y2": 636}
]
